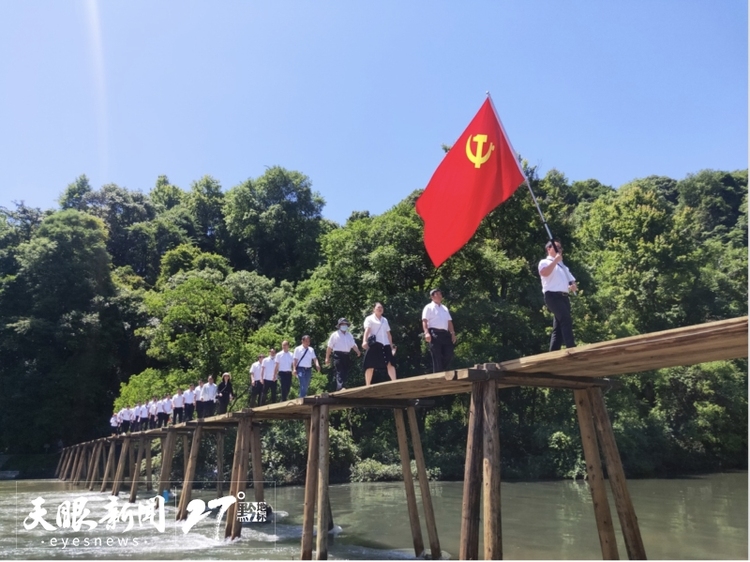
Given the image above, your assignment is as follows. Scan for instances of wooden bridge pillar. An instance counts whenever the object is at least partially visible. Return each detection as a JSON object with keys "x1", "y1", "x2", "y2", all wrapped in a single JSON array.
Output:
[
  {"x1": 177, "y1": 425, "x2": 203, "y2": 520},
  {"x1": 460, "y1": 381, "x2": 485, "y2": 560},
  {"x1": 100, "y1": 440, "x2": 117, "y2": 492},
  {"x1": 87, "y1": 441, "x2": 104, "y2": 490},
  {"x1": 145, "y1": 438, "x2": 153, "y2": 491},
  {"x1": 158, "y1": 429, "x2": 178, "y2": 496},
  {"x1": 250, "y1": 423, "x2": 264, "y2": 502},
  {"x1": 394, "y1": 408, "x2": 424, "y2": 558},
  {"x1": 129, "y1": 437, "x2": 147, "y2": 503},
  {"x1": 216, "y1": 431, "x2": 224, "y2": 497},
  {"x1": 588, "y1": 387, "x2": 647, "y2": 560},
  {"x1": 59, "y1": 448, "x2": 73, "y2": 481},
  {"x1": 574, "y1": 388, "x2": 619, "y2": 559},
  {"x1": 482, "y1": 381, "x2": 502, "y2": 560},
  {"x1": 225, "y1": 416, "x2": 252, "y2": 539},
  {"x1": 300, "y1": 407, "x2": 320, "y2": 560},
  {"x1": 315, "y1": 405, "x2": 331, "y2": 560},
  {"x1": 182, "y1": 434, "x2": 189, "y2": 477},
  {"x1": 112, "y1": 436, "x2": 131, "y2": 496},
  {"x1": 54, "y1": 448, "x2": 66, "y2": 478},
  {"x1": 73, "y1": 444, "x2": 87, "y2": 485},
  {"x1": 407, "y1": 406, "x2": 441, "y2": 560}
]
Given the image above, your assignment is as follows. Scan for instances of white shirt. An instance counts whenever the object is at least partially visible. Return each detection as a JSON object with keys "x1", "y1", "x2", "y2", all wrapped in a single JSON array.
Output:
[
  {"x1": 149, "y1": 401, "x2": 157, "y2": 416},
  {"x1": 110, "y1": 415, "x2": 118, "y2": 428},
  {"x1": 129, "y1": 407, "x2": 138, "y2": 421},
  {"x1": 119, "y1": 408, "x2": 132, "y2": 421},
  {"x1": 172, "y1": 393, "x2": 185, "y2": 408},
  {"x1": 250, "y1": 361, "x2": 263, "y2": 382},
  {"x1": 422, "y1": 302, "x2": 452, "y2": 330},
  {"x1": 202, "y1": 382, "x2": 218, "y2": 401},
  {"x1": 327, "y1": 330, "x2": 356, "y2": 352},
  {"x1": 162, "y1": 399, "x2": 173, "y2": 415},
  {"x1": 364, "y1": 314, "x2": 391, "y2": 345},
  {"x1": 538, "y1": 257, "x2": 576, "y2": 293},
  {"x1": 196, "y1": 385, "x2": 206, "y2": 401},
  {"x1": 293, "y1": 345, "x2": 316, "y2": 368},
  {"x1": 275, "y1": 350, "x2": 294, "y2": 371},
  {"x1": 138, "y1": 405, "x2": 149, "y2": 419},
  {"x1": 155, "y1": 400, "x2": 165, "y2": 414},
  {"x1": 183, "y1": 389, "x2": 195, "y2": 405},
  {"x1": 261, "y1": 356, "x2": 277, "y2": 381}
]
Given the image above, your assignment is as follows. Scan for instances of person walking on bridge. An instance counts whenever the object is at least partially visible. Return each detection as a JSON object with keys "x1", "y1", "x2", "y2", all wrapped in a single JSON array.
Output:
[
  {"x1": 293, "y1": 336, "x2": 321, "y2": 398},
  {"x1": 422, "y1": 288, "x2": 456, "y2": 373},
  {"x1": 325, "y1": 318, "x2": 361, "y2": 391},
  {"x1": 362, "y1": 302, "x2": 397, "y2": 386},
  {"x1": 539, "y1": 240, "x2": 578, "y2": 351}
]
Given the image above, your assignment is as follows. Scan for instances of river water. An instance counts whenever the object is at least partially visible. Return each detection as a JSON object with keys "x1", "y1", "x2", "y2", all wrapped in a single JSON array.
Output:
[{"x1": 0, "y1": 472, "x2": 745, "y2": 559}]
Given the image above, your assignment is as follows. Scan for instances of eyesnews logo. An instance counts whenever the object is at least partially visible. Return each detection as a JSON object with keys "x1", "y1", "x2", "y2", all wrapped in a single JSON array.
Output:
[{"x1": 47, "y1": 537, "x2": 139, "y2": 548}]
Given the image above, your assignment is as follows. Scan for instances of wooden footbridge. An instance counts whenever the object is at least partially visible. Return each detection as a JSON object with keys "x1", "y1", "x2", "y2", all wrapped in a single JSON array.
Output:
[{"x1": 55, "y1": 316, "x2": 748, "y2": 560}]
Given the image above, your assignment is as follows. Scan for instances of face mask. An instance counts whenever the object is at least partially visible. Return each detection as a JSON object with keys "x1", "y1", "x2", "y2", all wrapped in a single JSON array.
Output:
[{"x1": 340, "y1": 325, "x2": 349, "y2": 332}]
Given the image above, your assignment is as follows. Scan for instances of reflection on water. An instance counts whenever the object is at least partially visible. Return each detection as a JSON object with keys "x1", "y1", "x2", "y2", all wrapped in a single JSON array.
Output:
[{"x1": 0, "y1": 472, "x2": 746, "y2": 559}]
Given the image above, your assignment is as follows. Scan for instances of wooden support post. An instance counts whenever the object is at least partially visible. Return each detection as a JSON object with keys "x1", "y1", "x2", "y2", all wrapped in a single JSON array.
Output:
[
  {"x1": 177, "y1": 425, "x2": 203, "y2": 520},
  {"x1": 54, "y1": 448, "x2": 66, "y2": 478},
  {"x1": 100, "y1": 442, "x2": 107, "y2": 480},
  {"x1": 73, "y1": 446, "x2": 87, "y2": 485},
  {"x1": 59, "y1": 448, "x2": 73, "y2": 480},
  {"x1": 129, "y1": 438, "x2": 146, "y2": 503},
  {"x1": 315, "y1": 405, "x2": 331, "y2": 560},
  {"x1": 158, "y1": 429, "x2": 177, "y2": 496},
  {"x1": 127, "y1": 440, "x2": 134, "y2": 480},
  {"x1": 482, "y1": 381, "x2": 502, "y2": 560},
  {"x1": 225, "y1": 419, "x2": 250, "y2": 539},
  {"x1": 88, "y1": 441, "x2": 104, "y2": 490},
  {"x1": 406, "y1": 407, "x2": 441, "y2": 560},
  {"x1": 460, "y1": 381, "x2": 485, "y2": 561},
  {"x1": 182, "y1": 434, "x2": 189, "y2": 477},
  {"x1": 301, "y1": 409, "x2": 320, "y2": 560},
  {"x1": 145, "y1": 439, "x2": 153, "y2": 491},
  {"x1": 251, "y1": 423, "x2": 264, "y2": 502},
  {"x1": 228, "y1": 417, "x2": 252, "y2": 540},
  {"x1": 589, "y1": 387, "x2": 647, "y2": 560},
  {"x1": 216, "y1": 432, "x2": 224, "y2": 498},
  {"x1": 112, "y1": 437, "x2": 131, "y2": 496},
  {"x1": 394, "y1": 408, "x2": 424, "y2": 558},
  {"x1": 574, "y1": 389, "x2": 619, "y2": 560},
  {"x1": 100, "y1": 441, "x2": 116, "y2": 492},
  {"x1": 67, "y1": 447, "x2": 80, "y2": 483}
]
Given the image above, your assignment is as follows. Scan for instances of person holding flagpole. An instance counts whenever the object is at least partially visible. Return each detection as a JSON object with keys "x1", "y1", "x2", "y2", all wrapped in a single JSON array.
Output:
[{"x1": 539, "y1": 240, "x2": 577, "y2": 351}]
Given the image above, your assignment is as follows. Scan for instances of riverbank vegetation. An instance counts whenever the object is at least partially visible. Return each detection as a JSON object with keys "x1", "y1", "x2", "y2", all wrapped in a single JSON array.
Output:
[{"x1": 1, "y1": 165, "x2": 746, "y2": 482}]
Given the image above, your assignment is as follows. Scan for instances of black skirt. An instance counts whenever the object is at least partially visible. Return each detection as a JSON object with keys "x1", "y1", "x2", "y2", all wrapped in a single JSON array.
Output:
[{"x1": 362, "y1": 342, "x2": 395, "y2": 370}]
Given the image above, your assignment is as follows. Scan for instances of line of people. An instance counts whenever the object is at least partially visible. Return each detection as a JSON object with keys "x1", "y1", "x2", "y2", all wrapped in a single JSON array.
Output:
[{"x1": 109, "y1": 374, "x2": 237, "y2": 434}]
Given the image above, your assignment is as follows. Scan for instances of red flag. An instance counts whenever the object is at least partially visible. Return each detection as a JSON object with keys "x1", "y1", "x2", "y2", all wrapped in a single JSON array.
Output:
[{"x1": 416, "y1": 98, "x2": 526, "y2": 267}]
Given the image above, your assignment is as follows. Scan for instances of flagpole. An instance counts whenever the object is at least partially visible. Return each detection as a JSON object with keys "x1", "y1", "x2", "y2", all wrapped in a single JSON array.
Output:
[{"x1": 486, "y1": 92, "x2": 576, "y2": 290}]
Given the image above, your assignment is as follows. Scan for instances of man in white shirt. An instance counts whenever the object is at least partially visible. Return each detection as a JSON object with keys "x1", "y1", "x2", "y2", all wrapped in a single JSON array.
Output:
[
  {"x1": 110, "y1": 413, "x2": 119, "y2": 436},
  {"x1": 293, "y1": 336, "x2": 321, "y2": 398},
  {"x1": 538, "y1": 240, "x2": 578, "y2": 351},
  {"x1": 422, "y1": 289, "x2": 457, "y2": 373},
  {"x1": 148, "y1": 397, "x2": 158, "y2": 429},
  {"x1": 195, "y1": 380, "x2": 206, "y2": 419},
  {"x1": 325, "y1": 318, "x2": 361, "y2": 391},
  {"x1": 155, "y1": 397, "x2": 166, "y2": 428},
  {"x1": 138, "y1": 402, "x2": 149, "y2": 431},
  {"x1": 249, "y1": 355, "x2": 264, "y2": 407},
  {"x1": 119, "y1": 406, "x2": 132, "y2": 433},
  {"x1": 202, "y1": 376, "x2": 218, "y2": 417},
  {"x1": 172, "y1": 389, "x2": 185, "y2": 424},
  {"x1": 162, "y1": 393, "x2": 173, "y2": 426},
  {"x1": 275, "y1": 341, "x2": 295, "y2": 401},
  {"x1": 183, "y1": 384, "x2": 196, "y2": 421},
  {"x1": 261, "y1": 349, "x2": 279, "y2": 405}
]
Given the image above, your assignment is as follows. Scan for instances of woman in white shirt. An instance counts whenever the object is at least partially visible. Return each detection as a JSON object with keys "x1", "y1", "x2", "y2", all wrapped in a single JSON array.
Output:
[{"x1": 362, "y1": 302, "x2": 397, "y2": 386}]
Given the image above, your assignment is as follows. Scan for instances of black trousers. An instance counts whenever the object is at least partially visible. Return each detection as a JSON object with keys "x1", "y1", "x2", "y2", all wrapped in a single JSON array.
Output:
[
  {"x1": 203, "y1": 401, "x2": 215, "y2": 418},
  {"x1": 196, "y1": 401, "x2": 205, "y2": 419},
  {"x1": 544, "y1": 291, "x2": 576, "y2": 351},
  {"x1": 173, "y1": 407, "x2": 184, "y2": 424},
  {"x1": 261, "y1": 380, "x2": 277, "y2": 405},
  {"x1": 278, "y1": 371, "x2": 292, "y2": 401},
  {"x1": 185, "y1": 403, "x2": 195, "y2": 421},
  {"x1": 250, "y1": 381, "x2": 264, "y2": 407},
  {"x1": 121, "y1": 420, "x2": 130, "y2": 433},
  {"x1": 332, "y1": 351, "x2": 353, "y2": 391},
  {"x1": 428, "y1": 328, "x2": 454, "y2": 373}
]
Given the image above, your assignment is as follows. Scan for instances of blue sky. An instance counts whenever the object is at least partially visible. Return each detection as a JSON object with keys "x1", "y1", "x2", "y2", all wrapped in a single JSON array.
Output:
[{"x1": 1, "y1": 1, "x2": 747, "y2": 225}]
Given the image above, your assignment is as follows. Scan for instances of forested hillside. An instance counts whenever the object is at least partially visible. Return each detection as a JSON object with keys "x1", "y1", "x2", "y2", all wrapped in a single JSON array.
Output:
[{"x1": 1, "y1": 165, "x2": 746, "y2": 480}]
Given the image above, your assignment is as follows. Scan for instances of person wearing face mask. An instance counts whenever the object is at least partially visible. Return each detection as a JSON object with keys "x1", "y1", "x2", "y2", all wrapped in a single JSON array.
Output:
[{"x1": 325, "y1": 318, "x2": 361, "y2": 391}]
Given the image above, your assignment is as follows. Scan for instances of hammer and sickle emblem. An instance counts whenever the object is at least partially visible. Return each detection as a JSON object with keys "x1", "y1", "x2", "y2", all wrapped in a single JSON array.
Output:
[{"x1": 465, "y1": 134, "x2": 495, "y2": 168}]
